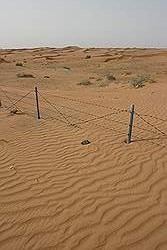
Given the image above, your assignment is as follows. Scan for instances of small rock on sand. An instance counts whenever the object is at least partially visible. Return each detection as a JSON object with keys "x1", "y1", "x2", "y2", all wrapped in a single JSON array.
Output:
[{"x1": 81, "y1": 140, "x2": 91, "y2": 145}]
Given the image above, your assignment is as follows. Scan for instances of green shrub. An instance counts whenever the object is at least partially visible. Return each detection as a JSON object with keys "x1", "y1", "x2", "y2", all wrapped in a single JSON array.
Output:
[{"x1": 130, "y1": 75, "x2": 151, "y2": 88}]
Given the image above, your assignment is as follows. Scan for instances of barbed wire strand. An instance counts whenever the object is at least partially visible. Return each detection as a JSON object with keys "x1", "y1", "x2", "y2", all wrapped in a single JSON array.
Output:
[
  {"x1": 1, "y1": 88, "x2": 166, "y2": 142},
  {"x1": 46, "y1": 92, "x2": 167, "y2": 123},
  {"x1": 135, "y1": 112, "x2": 167, "y2": 136},
  {"x1": 0, "y1": 88, "x2": 23, "y2": 112},
  {"x1": 5, "y1": 96, "x2": 36, "y2": 109},
  {"x1": 0, "y1": 89, "x2": 34, "y2": 101},
  {"x1": 38, "y1": 92, "x2": 74, "y2": 125},
  {"x1": 4, "y1": 90, "x2": 34, "y2": 111},
  {"x1": 35, "y1": 98, "x2": 127, "y2": 135},
  {"x1": 42, "y1": 107, "x2": 127, "y2": 135},
  {"x1": 41, "y1": 92, "x2": 128, "y2": 113},
  {"x1": 39, "y1": 93, "x2": 128, "y2": 126},
  {"x1": 135, "y1": 111, "x2": 167, "y2": 122},
  {"x1": 133, "y1": 135, "x2": 167, "y2": 148}
]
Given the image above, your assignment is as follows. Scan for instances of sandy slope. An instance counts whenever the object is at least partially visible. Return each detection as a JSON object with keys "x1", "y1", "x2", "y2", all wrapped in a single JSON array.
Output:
[{"x1": 0, "y1": 47, "x2": 167, "y2": 250}]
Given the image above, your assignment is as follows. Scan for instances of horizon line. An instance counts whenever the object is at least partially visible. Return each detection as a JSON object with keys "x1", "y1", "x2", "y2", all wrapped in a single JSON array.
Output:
[{"x1": 1, "y1": 45, "x2": 167, "y2": 50}]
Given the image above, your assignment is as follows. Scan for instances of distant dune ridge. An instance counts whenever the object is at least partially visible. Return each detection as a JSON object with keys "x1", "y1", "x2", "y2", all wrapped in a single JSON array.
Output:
[
  {"x1": 0, "y1": 47, "x2": 167, "y2": 250},
  {"x1": 0, "y1": 58, "x2": 9, "y2": 64}
]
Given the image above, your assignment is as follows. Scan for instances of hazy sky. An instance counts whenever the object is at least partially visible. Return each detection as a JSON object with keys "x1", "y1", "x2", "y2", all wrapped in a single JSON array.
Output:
[{"x1": 0, "y1": 0, "x2": 167, "y2": 48}]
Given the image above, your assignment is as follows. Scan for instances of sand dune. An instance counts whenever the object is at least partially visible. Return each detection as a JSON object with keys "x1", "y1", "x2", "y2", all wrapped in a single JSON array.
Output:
[
  {"x1": 0, "y1": 47, "x2": 167, "y2": 250},
  {"x1": 0, "y1": 58, "x2": 9, "y2": 64}
]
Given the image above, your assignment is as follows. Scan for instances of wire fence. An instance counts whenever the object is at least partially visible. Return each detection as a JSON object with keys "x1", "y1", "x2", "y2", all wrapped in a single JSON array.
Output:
[{"x1": 0, "y1": 87, "x2": 167, "y2": 146}]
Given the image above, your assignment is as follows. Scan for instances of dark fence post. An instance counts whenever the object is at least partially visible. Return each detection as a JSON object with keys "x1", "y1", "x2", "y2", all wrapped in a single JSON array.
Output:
[
  {"x1": 127, "y1": 104, "x2": 135, "y2": 143},
  {"x1": 35, "y1": 87, "x2": 40, "y2": 119}
]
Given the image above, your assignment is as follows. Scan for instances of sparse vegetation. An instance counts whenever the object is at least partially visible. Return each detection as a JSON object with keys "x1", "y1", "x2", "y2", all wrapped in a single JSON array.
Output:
[
  {"x1": 16, "y1": 73, "x2": 35, "y2": 78},
  {"x1": 121, "y1": 71, "x2": 132, "y2": 77},
  {"x1": 85, "y1": 55, "x2": 91, "y2": 59},
  {"x1": 99, "y1": 82, "x2": 109, "y2": 88},
  {"x1": 63, "y1": 66, "x2": 71, "y2": 70},
  {"x1": 106, "y1": 73, "x2": 116, "y2": 81},
  {"x1": 96, "y1": 78, "x2": 103, "y2": 81},
  {"x1": 16, "y1": 62, "x2": 24, "y2": 67},
  {"x1": 129, "y1": 75, "x2": 152, "y2": 88},
  {"x1": 78, "y1": 79, "x2": 92, "y2": 86}
]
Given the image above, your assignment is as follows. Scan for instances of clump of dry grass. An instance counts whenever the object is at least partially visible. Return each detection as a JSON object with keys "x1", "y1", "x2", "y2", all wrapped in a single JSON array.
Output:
[
  {"x1": 62, "y1": 66, "x2": 71, "y2": 71},
  {"x1": 16, "y1": 62, "x2": 24, "y2": 67},
  {"x1": 106, "y1": 73, "x2": 116, "y2": 81},
  {"x1": 85, "y1": 55, "x2": 91, "y2": 59},
  {"x1": 78, "y1": 79, "x2": 92, "y2": 86},
  {"x1": 16, "y1": 73, "x2": 35, "y2": 78},
  {"x1": 99, "y1": 82, "x2": 109, "y2": 88}
]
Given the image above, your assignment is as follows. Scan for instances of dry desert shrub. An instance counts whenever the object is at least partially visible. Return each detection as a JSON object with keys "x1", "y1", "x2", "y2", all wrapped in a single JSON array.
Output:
[
  {"x1": 129, "y1": 75, "x2": 152, "y2": 88},
  {"x1": 99, "y1": 82, "x2": 109, "y2": 87},
  {"x1": 85, "y1": 55, "x2": 91, "y2": 59},
  {"x1": 16, "y1": 62, "x2": 24, "y2": 67},
  {"x1": 63, "y1": 66, "x2": 71, "y2": 70},
  {"x1": 78, "y1": 79, "x2": 92, "y2": 86},
  {"x1": 96, "y1": 78, "x2": 103, "y2": 81},
  {"x1": 16, "y1": 73, "x2": 35, "y2": 78},
  {"x1": 121, "y1": 71, "x2": 132, "y2": 77},
  {"x1": 106, "y1": 73, "x2": 116, "y2": 81}
]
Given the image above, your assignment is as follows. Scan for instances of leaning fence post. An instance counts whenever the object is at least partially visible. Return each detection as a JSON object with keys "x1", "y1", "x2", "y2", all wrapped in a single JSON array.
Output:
[
  {"x1": 127, "y1": 104, "x2": 135, "y2": 143},
  {"x1": 35, "y1": 87, "x2": 41, "y2": 119}
]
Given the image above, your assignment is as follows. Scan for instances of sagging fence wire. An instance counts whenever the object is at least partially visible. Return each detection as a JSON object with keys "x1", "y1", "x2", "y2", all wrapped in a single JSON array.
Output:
[
  {"x1": 0, "y1": 88, "x2": 23, "y2": 112},
  {"x1": 6, "y1": 90, "x2": 34, "y2": 110},
  {"x1": 41, "y1": 98, "x2": 125, "y2": 119},
  {"x1": 38, "y1": 98, "x2": 125, "y2": 136},
  {"x1": 0, "y1": 88, "x2": 35, "y2": 118},
  {"x1": 40, "y1": 100, "x2": 128, "y2": 135},
  {"x1": 39, "y1": 92, "x2": 75, "y2": 125},
  {"x1": 38, "y1": 93, "x2": 131, "y2": 137},
  {"x1": 0, "y1": 87, "x2": 167, "y2": 145},
  {"x1": 2, "y1": 93, "x2": 35, "y2": 110},
  {"x1": 135, "y1": 112, "x2": 167, "y2": 136},
  {"x1": 39, "y1": 92, "x2": 128, "y2": 126},
  {"x1": 0, "y1": 89, "x2": 34, "y2": 112},
  {"x1": 41, "y1": 92, "x2": 128, "y2": 114}
]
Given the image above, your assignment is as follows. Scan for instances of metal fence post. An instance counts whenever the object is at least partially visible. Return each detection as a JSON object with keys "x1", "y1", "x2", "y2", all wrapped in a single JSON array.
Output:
[
  {"x1": 35, "y1": 87, "x2": 40, "y2": 119},
  {"x1": 127, "y1": 104, "x2": 135, "y2": 143}
]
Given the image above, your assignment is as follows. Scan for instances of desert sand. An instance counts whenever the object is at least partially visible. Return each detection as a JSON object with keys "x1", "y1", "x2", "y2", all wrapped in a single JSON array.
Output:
[{"x1": 0, "y1": 47, "x2": 167, "y2": 250}]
